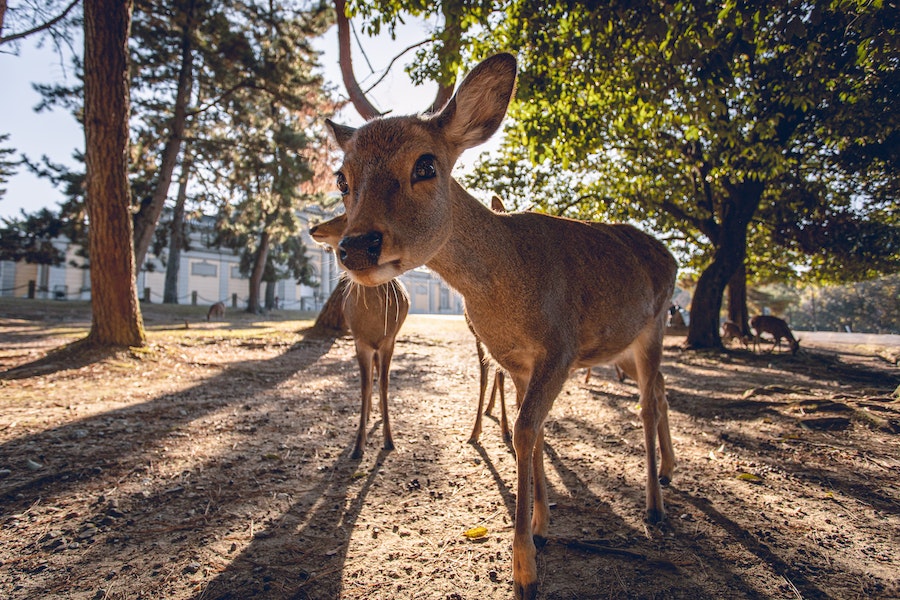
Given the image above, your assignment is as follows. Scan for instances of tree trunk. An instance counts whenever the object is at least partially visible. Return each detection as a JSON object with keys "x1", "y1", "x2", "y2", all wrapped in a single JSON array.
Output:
[
  {"x1": 132, "y1": 0, "x2": 196, "y2": 270},
  {"x1": 334, "y1": 0, "x2": 381, "y2": 120},
  {"x1": 247, "y1": 230, "x2": 270, "y2": 314},
  {"x1": 163, "y1": 150, "x2": 192, "y2": 303},
  {"x1": 686, "y1": 181, "x2": 764, "y2": 349},
  {"x1": 726, "y1": 261, "x2": 751, "y2": 335},
  {"x1": 312, "y1": 278, "x2": 348, "y2": 333},
  {"x1": 264, "y1": 280, "x2": 276, "y2": 310},
  {"x1": 83, "y1": 0, "x2": 145, "y2": 347}
]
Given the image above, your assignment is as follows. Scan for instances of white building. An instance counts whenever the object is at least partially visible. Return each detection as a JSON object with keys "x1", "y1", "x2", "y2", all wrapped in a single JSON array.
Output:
[{"x1": 0, "y1": 206, "x2": 464, "y2": 315}]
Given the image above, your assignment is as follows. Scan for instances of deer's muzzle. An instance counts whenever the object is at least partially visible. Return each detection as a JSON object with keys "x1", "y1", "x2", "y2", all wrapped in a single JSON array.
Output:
[{"x1": 339, "y1": 231, "x2": 383, "y2": 271}]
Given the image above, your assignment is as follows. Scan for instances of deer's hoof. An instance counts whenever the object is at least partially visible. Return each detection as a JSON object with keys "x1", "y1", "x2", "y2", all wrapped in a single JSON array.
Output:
[
  {"x1": 533, "y1": 534, "x2": 548, "y2": 549},
  {"x1": 514, "y1": 581, "x2": 539, "y2": 600},
  {"x1": 383, "y1": 439, "x2": 395, "y2": 452},
  {"x1": 659, "y1": 474, "x2": 671, "y2": 487},
  {"x1": 646, "y1": 507, "x2": 666, "y2": 524},
  {"x1": 350, "y1": 446, "x2": 363, "y2": 460}
]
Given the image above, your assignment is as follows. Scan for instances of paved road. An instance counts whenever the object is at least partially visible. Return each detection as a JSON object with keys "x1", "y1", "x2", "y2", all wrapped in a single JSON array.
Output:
[{"x1": 795, "y1": 331, "x2": 899, "y2": 346}]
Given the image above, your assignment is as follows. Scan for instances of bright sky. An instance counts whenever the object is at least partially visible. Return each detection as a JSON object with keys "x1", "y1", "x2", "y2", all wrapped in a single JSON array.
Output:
[{"x1": 0, "y1": 15, "x2": 492, "y2": 221}]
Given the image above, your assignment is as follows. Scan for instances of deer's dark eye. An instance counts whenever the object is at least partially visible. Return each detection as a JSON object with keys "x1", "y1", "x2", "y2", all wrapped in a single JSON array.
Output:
[
  {"x1": 336, "y1": 172, "x2": 349, "y2": 196},
  {"x1": 412, "y1": 155, "x2": 437, "y2": 182}
]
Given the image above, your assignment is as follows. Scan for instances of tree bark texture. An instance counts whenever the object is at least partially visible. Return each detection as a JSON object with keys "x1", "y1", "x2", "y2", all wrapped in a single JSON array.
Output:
[
  {"x1": 726, "y1": 262, "x2": 751, "y2": 336},
  {"x1": 163, "y1": 150, "x2": 192, "y2": 303},
  {"x1": 132, "y1": 0, "x2": 196, "y2": 270},
  {"x1": 83, "y1": 0, "x2": 145, "y2": 347},
  {"x1": 686, "y1": 181, "x2": 764, "y2": 349},
  {"x1": 247, "y1": 230, "x2": 270, "y2": 314}
]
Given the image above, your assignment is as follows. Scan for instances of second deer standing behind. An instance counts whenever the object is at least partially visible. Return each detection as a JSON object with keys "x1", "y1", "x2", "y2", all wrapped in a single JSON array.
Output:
[{"x1": 310, "y1": 214, "x2": 410, "y2": 459}]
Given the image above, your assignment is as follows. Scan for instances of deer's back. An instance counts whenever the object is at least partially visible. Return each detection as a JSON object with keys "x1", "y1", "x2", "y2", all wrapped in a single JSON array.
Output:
[{"x1": 461, "y1": 212, "x2": 676, "y2": 371}]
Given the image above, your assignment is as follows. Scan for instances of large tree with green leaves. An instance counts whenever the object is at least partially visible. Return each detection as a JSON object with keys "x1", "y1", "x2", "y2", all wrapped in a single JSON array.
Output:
[
  {"x1": 201, "y1": 0, "x2": 335, "y2": 313},
  {"x1": 458, "y1": 0, "x2": 898, "y2": 348}
]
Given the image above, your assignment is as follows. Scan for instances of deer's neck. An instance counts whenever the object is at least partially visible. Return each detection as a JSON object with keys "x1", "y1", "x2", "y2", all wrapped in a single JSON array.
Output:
[{"x1": 425, "y1": 180, "x2": 511, "y2": 301}]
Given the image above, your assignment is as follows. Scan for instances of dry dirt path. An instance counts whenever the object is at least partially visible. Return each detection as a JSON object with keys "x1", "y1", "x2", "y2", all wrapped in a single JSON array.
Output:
[{"x1": 0, "y1": 305, "x2": 898, "y2": 599}]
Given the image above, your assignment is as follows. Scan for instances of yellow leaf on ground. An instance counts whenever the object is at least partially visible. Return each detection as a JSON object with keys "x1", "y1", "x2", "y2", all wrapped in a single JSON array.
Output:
[{"x1": 463, "y1": 526, "x2": 488, "y2": 539}]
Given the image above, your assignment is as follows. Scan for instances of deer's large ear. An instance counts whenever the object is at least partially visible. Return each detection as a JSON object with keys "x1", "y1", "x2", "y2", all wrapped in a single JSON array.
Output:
[
  {"x1": 433, "y1": 53, "x2": 517, "y2": 153},
  {"x1": 326, "y1": 119, "x2": 357, "y2": 151}
]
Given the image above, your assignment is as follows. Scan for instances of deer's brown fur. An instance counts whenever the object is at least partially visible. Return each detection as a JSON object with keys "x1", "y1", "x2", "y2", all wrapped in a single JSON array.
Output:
[
  {"x1": 206, "y1": 301, "x2": 225, "y2": 321},
  {"x1": 721, "y1": 320, "x2": 751, "y2": 348},
  {"x1": 326, "y1": 53, "x2": 678, "y2": 599},
  {"x1": 750, "y1": 314, "x2": 800, "y2": 355},
  {"x1": 310, "y1": 214, "x2": 410, "y2": 458}
]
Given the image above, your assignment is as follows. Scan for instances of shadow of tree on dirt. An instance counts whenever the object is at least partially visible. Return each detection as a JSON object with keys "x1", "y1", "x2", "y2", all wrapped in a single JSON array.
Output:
[{"x1": 0, "y1": 334, "x2": 339, "y2": 509}]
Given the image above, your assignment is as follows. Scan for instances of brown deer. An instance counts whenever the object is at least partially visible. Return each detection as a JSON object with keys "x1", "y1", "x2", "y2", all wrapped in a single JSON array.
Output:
[
  {"x1": 310, "y1": 214, "x2": 410, "y2": 459},
  {"x1": 750, "y1": 314, "x2": 800, "y2": 355},
  {"x1": 325, "y1": 53, "x2": 677, "y2": 599},
  {"x1": 721, "y1": 320, "x2": 751, "y2": 348},
  {"x1": 206, "y1": 301, "x2": 225, "y2": 321}
]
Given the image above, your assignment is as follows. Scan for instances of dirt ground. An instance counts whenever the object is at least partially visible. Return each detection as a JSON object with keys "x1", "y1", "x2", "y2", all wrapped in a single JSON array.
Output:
[{"x1": 1, "y1": 299, "x2": 898, "y2": 600}]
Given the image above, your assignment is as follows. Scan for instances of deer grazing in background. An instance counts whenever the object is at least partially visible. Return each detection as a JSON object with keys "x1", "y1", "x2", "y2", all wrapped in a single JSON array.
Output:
[
  {"x1": 206, "y1": 301, "x2": 225, "y2": 322},
  {"x1": 469, "y1": 195, "x2": 513, "y2": 444},
  {"x1": 750, "y1": 314, "x2": 800, "y2": 355},
  {"x1": 310, "y1": 214, "x2": 411, "y2": 459},
  {"x1": 325, "y1": 53, "x2": 677, "y2": 599},
  {"x1": 721, "y1": 320, "x2": 751, "y2": 348}
]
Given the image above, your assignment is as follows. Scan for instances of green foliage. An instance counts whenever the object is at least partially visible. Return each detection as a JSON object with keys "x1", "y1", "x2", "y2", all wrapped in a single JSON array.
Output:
[
  {"x1": 0, "y1": 134, "x2": 19, "y2": 201},
  {"x1": 462, "y1": 0, "x2": 897, "y2": 287},
  {"x1": 0, "y1": 209, "x2": 66, "y2": 264},
  {"x1": 790, "y1": 275, "x2": 900, "y2": 334}
]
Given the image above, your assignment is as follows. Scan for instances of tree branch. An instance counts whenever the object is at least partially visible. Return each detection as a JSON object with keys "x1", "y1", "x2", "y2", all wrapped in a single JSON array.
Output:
[
  {"x1": 0, "y1": 0, "x2": 81, "y2": 46},
  {"x1": 334, "y1": 0, "x2": 381, "y2": 120}
]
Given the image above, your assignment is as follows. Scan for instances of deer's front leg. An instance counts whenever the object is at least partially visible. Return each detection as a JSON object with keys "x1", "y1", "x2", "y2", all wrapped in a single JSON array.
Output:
[
  {"x1": 352, "y1": 345, "x2": 375, "y2": 459},
  {"x1": 377, "y1": 343, "x2": 395, "y2": 452},
  {"x1": 511, "y1": 363, "x2": 568, "y2": 600}
]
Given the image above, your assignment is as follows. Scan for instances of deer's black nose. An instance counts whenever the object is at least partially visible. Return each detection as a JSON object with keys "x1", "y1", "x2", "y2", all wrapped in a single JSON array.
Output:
[{"x1": 338, "y1": 231, "x2": 383, "y2": 270}]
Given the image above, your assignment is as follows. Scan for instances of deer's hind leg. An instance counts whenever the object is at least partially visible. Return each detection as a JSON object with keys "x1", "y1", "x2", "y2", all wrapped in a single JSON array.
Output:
[
  {"x1": 629, "y1": 323, "x2": 670, "y2": 523},
  {"x1": 469, "y1": 339, "x2": 491, "y2": 443}
]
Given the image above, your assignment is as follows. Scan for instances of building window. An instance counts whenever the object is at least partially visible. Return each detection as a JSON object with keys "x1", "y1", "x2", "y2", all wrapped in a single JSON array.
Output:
[
  {"x1": 440, "y1": 287, "x2": 450, "y2": 310},
  {"x1": 191, "y1": 261, "x2": 217, "y2": 277},
  {"x1": 230, "y1": 266, "x2": 246, "y2": 279}
]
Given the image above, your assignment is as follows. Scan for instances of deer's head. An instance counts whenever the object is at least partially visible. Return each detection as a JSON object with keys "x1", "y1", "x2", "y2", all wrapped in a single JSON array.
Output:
[
  {"x1": 325, "y1": 53, "x2": 517, "y2": 286},
  {"x1": 309, "y1": 213, "x2": 347, "y2": 252}
]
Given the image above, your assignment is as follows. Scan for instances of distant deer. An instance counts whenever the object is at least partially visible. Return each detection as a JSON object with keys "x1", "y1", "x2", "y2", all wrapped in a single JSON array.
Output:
[
  {"x1": 325, "y1": 53, "x2": 677, "y2": 599},
  {"x1": 721, "y1": 320, "x2": 751, "y2": 348},
  {"x1": 206, "y1": 301, "x2": 225, "y2": 321},
  {"x1": 469, "y1": 195, "x2": 513, "y2": 444},
  {"x1": 750, "y1": 314, "x2": 800, "y2": 355},
  {"x1": 310, "y1": 214, "x2": 410, "y2": 459}
]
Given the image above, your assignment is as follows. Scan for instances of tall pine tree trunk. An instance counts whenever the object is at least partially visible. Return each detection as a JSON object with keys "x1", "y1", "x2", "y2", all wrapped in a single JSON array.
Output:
[
  {"x1": 686, "y1": 181, "x2": 763, "y2": 349},
  {"x1": 163, "y1": 149, "x2": 192, "y2": 303},
  {"x1": 132, "y1": 0, "x2": 196, "y2": 270},
  {"x1": 83, "y1": 0, "x2": 145, "y2": 347},
  {"x1": 247, "y1": 230, "x2": 270, "y2": 314}
]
